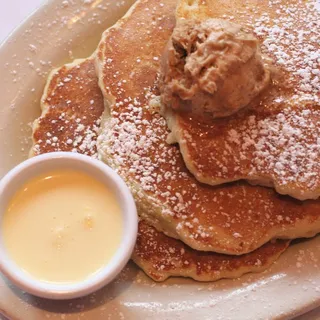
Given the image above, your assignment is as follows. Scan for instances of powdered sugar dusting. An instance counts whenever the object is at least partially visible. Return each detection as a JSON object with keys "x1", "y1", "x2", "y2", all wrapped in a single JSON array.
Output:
[
  {"x1": 175, "y1": 0, "x2": 320, "y2": 200},
  {"x1": 254, "y1": 0, "x2": 320, "y2": 101},
  {"x1": 133, "y1": 221, "x2": 289, "y2": 282},
  {"x1": 97, "y1": 0, "x2": 320, "y2": 254},
  {"x1": 32, "y1": 59, "x2": 104, "y2": 158},
  {"x1": 33, "y1": 113, "x2": 101, "y2": 158},
  {"x1": 98, "y1": 92, "x2": 192, "y2": 206},
  {"x1": 225, "y1": 107, "x2": 320, "y2": 194}
]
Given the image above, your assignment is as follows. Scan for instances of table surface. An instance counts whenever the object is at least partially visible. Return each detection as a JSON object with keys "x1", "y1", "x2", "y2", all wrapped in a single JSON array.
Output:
[
  {"x1": 0, "y1": 1, "x2": 319, "y2": 320},
  {"x1": 0, "y1": 0, "x2": 43, "y2": 44}
]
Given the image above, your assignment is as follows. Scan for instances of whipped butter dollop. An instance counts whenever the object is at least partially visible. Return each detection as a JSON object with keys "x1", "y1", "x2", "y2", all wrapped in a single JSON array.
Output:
[{"x1": 160, "y1": 19, "x2": 271, "y2": 120}]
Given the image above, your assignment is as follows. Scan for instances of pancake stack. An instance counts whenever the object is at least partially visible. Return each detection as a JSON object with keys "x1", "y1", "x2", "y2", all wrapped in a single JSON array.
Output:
[{"x1": 31, "y1": 0, "x2": 319, "y2": 282}]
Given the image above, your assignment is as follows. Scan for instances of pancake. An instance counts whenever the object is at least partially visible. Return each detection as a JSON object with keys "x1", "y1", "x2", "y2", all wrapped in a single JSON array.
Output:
[
  {"x1": 134, "y1": 221, "x2": 289, "y2": 282},
  {"x1": 30, "y1": 56, "x2": 104, "y2": 158},
  {"x1": 96, "y1": 0, "x2": 320, "y2": 255},
  {"x1": 164, "y1": 0, "x2": 320, "y2": 201},
  {"x1": 30, "y1": 47, "x2": 289, "y2": 283}
]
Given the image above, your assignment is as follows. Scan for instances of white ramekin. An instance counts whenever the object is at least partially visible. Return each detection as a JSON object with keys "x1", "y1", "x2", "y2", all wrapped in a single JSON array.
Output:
[{"x1": 0, "y1": 152, "x2": 138, "y2": 300}]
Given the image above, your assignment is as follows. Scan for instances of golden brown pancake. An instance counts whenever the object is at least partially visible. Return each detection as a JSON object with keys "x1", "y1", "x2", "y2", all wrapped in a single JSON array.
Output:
[
  {"x1": 165, "y1": 0, "x2": 320, "y2": 201},
  {"x1": 31, "y1": 57, "x2": 104, "y2": 158},
  {"x1": 30, "y1": 45, "x2": 289, "y2": 283},
  {"x1": 133, "y1": 221, "x2": 289, "y2": 282},
  {"x1": 96, "y1": 0, "x2": 320, "y2": 255}
]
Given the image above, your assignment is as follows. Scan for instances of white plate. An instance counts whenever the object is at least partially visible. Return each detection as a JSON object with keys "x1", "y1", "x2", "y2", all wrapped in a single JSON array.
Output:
[{"x1": 0, "y1": 1, "x2": 319, "y2": 319}]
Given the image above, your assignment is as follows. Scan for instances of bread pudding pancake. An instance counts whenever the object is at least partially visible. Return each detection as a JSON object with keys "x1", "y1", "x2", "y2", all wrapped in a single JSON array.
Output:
[
  {"x1": 30, "y1": 47, "x2": 289, "y2": 282},
  {"x1": 96, "y1": 0, "x2": 320, "y2": 255},
  {"x1": 164, "y1": 0, "x2": 320, "y2": 201}
]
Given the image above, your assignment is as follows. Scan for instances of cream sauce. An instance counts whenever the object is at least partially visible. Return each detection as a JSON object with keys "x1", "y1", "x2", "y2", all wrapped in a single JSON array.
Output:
[{"x1": 2, "y1": 170, "x2": 123, "y2": 284}]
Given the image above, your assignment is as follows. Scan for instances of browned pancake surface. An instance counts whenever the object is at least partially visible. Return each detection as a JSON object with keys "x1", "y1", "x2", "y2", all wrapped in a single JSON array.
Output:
[
  {"x1": 133, "y1": 221, "x2": 289, "y2": 282},
  {"x1": 31, "y1": 58, "x2": 104, "y2": 157},
  {"x1": 170, "y1": 0, "x2": 320, "y2": 201},
  {"x1": 96, "y1": 0, "x2": 320, "y2": 255}
]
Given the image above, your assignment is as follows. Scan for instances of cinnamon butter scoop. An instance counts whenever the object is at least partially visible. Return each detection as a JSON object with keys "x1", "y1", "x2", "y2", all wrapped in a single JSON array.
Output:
[{"x1": 160, "y1": 19, "x2": 271, "y2": 120}]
